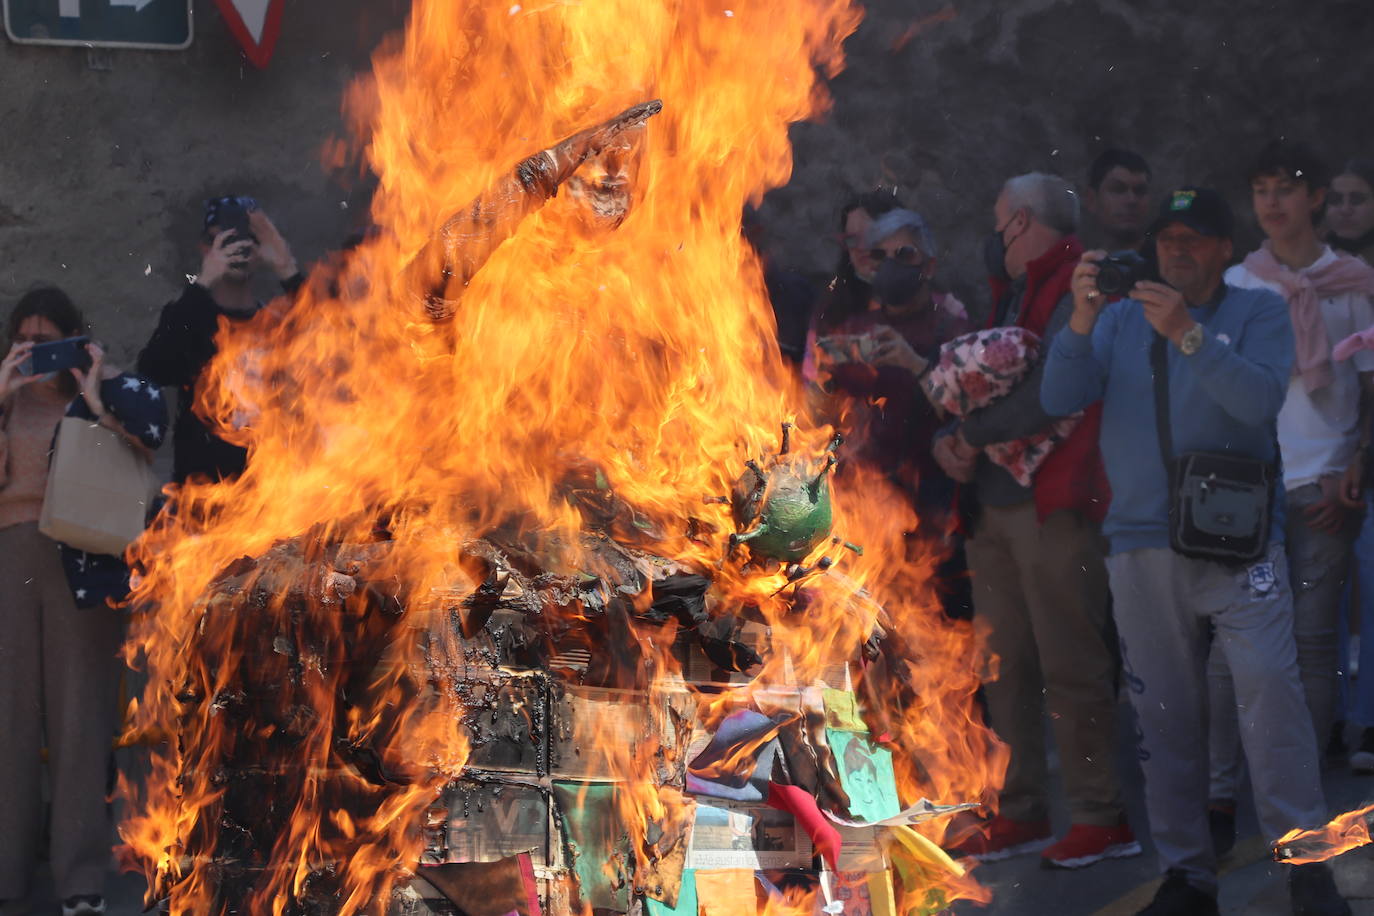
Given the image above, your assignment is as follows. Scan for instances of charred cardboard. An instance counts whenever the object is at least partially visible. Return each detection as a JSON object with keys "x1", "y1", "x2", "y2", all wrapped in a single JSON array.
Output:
[
  {"x1": 458, "y1": 671, "x2": 551, "y2": 774},
  {"x1": 551, "y1": 686, "x2": 693, "y2": 780},
  {"x1": 436, "y1": 779, "x2": 552, "y2": 867}
]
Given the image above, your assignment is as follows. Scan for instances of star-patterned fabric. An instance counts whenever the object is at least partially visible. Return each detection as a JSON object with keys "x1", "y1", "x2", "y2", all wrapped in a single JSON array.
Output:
[{"x1": 58, "y1": 372, "x2": 168, "y2": 608}]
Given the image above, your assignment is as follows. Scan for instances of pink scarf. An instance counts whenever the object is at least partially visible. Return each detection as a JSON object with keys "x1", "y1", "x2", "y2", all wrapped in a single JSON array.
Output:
[{"x1": 1242, "y1": 242, "x2": 1374, "y2": 392}]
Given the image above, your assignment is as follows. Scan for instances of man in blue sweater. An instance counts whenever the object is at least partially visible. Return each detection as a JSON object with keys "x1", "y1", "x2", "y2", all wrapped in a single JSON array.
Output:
[{"x1": 1041, "y1": 188, "x2": 1348, "y2": 916}]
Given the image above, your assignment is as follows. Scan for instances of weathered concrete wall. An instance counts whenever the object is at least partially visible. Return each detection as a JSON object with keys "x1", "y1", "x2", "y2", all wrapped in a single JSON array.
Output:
[
  {"x1": 1, "y1": 0, "x2": 1372, "y2": 357},
  {"x1": 769, "y1": 0, "x2": 1374, "y2": 312},
  {"x1": 0, "y1": 0, "x2": 407, "y2": 365}
]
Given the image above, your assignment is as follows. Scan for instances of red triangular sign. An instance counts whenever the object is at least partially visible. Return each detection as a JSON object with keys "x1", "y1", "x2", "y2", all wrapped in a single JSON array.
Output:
[{"x1": 213, "y1": 0, "x2": 285, "y2": 68}]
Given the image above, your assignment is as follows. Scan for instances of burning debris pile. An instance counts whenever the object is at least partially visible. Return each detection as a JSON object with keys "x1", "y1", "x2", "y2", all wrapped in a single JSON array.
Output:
[{"x1": 118, "y1": 0, "x2": 1005, "y2": 914}]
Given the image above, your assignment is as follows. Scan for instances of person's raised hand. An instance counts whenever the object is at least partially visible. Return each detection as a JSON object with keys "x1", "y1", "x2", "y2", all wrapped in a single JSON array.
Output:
[
  {"x1": 866, "y1": 326, "x2": 929, "y2": 376},
  {"x1": 1069, "y1": 251, "x2": 1110, "y2": 334},
  {"x1": 197, "y1": 229, "x2": 254, "y2": 289},
  {"x1": 0, "y1": 341, "x2": 38, "y2": 400},
  {"x1": 248, "y1": 209, "x2": 298, "y2": 281},
  {"x1": 933, "y1": 429, "x2": 977, "y2": 483},
  {"x1": 70, "y1": 341, "x2": 107, "y2": 418},
  {"x1": 1133, "y1": 280, "x2": 1196, "y2": 346}
]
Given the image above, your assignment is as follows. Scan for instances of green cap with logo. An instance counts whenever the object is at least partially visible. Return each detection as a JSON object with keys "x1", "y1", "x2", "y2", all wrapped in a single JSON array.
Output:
[{"x1": 1148, "y1": 187, "x2": 1234, "y2": 239}]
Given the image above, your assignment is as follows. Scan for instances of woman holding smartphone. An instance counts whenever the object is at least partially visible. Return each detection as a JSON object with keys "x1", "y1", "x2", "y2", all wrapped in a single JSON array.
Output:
[{"x1": 0, "y1": 287, "x2": 166, "y2": 916}]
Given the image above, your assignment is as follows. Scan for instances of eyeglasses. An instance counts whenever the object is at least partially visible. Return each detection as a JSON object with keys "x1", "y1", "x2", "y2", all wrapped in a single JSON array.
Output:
[
  {"x1": 869, "y1": 245, "x2": 923, "y2": 265},
  {"x1": 1155, "y1": 231, "x2": 1215, "y2": 250}
]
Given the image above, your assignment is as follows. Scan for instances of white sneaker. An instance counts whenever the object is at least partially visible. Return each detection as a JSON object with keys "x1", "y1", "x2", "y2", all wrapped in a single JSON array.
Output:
[{"x1": 1351, "y1": 728, "x2": 1374, "y2": 774}]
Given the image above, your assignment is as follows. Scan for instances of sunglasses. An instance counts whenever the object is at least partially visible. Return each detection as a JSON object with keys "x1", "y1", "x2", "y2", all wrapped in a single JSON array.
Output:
[{"x1": 868, "y1": 245, "x2": 923, "y2": 265}]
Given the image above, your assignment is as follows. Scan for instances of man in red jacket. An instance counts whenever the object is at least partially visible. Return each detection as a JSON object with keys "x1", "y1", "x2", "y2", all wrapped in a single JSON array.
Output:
[{"x1": 936, "y1": 172, "x2": 1137, "y2": 868}]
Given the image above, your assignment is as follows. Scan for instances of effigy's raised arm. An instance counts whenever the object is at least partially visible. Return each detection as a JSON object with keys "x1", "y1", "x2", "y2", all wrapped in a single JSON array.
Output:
[{"x1": 406, "y1": 99, "x2": 662, "y2": 319}]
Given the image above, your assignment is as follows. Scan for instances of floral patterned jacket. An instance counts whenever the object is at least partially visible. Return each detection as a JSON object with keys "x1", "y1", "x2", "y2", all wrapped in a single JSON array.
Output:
[{"x1": 922, "y1": 327, "x2": 1082, "y2": 487}]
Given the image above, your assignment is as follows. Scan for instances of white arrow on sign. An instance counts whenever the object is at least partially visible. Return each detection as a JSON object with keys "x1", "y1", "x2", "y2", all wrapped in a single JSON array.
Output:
[{"x1": 61, "y1": 0, "x2": 157, "y2": 14}]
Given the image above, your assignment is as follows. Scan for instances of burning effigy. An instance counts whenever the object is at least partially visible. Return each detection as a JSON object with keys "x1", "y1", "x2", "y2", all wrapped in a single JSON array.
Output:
[{"x1": 117, "y1": 1, "x2": 1004, "y2": 914}]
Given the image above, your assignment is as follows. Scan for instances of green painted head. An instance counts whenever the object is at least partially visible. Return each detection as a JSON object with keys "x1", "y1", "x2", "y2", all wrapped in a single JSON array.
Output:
[{"x1": 729, "y1": 426, "x2": 839, "y2": 563}]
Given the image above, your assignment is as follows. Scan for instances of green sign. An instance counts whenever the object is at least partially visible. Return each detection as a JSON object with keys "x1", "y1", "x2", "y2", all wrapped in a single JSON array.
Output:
[{"x1": 5, "y1": 0, "x2": 192, "y2": 50}]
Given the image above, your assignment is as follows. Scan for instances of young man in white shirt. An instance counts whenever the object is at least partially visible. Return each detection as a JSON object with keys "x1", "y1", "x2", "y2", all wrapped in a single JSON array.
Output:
[{"x1": 1209, "y1": 141, "x2": 1374, "y2": 853}]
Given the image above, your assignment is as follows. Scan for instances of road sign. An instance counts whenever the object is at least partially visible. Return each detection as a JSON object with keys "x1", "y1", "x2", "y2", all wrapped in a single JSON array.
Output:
[
  {"x1": 4, "y1": 0, "x2": 193, "y2": 50},
  {"x1": 212, "y1": 0, "x2": 283, "y2": 68}
]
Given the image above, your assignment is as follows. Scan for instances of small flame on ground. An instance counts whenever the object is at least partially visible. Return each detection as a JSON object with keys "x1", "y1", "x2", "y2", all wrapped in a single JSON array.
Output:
[{"x1": 1273, "y1": 803, "x2": 1374, "y2": 864}]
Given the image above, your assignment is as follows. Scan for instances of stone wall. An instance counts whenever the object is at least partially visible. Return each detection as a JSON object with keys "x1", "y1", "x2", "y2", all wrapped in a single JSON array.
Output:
[
  {"x1": 1, "y1": 0, "x2": 1371, "y2": 357},
  {"x1": 0, "y1": 0, "x2": 407, "y2": 363},
  {"x1": 768, "y1": 0, "x2": 1374, "y2": 314}
]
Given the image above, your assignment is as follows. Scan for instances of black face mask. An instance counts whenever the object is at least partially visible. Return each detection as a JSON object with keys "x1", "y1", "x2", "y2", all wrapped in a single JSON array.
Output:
[
  {"x1": 871, "y1": 259, "x2": 927, "y2": 307},
  {"x1": 982, "y1": 224, "x2": 1012, "y2": 282}
]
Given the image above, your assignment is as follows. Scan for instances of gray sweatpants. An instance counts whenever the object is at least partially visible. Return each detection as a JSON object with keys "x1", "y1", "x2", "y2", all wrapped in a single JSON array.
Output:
[
  {"x1": 0, "y1": 522, "x2": 124, "y2": 900},
  {"x1": 1107, "y1": 543, "x2": 1326, "y2": 893},
  {"x1": 1209, "y1": 483, "x2": 1358, "y2": 802}
]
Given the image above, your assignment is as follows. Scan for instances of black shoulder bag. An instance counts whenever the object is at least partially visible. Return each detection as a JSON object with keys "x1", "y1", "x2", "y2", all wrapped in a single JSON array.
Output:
[{"x1": 1150, "y1": 333, "x2": 1276, "y2": 565}]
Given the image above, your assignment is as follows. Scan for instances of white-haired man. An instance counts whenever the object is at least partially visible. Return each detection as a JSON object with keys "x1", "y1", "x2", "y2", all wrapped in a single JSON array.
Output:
[{"x1": 938, "y1": 173, "x2": 1137, "y2": 868}]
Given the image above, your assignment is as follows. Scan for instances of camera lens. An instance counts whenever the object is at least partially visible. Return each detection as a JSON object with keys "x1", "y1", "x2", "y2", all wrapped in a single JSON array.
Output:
[
  {"x1": 1096, "y1": 265, "x2": 1130, "y2": 297},
  {"x1": 1094, "y1": 251, "x2": 1146, "y2": 297}
]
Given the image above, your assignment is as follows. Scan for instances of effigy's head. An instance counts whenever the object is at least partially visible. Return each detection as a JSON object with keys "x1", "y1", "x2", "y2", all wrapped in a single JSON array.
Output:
[
  {"x1": 566, "y1": 124, "x2": 646, "y2": 231},
  {"x1": 729, "y1": 427, "x2": 839, "y2": 563}
]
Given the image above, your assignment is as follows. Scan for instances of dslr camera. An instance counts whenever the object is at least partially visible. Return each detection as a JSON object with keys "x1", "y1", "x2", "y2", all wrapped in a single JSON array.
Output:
[{"x1": 1094, "y1": 250, "x2": 1149, "y2": 297}]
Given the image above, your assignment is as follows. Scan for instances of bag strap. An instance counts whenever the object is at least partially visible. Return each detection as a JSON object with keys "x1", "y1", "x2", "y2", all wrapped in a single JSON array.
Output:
[
  {"x1": 1150, "y1": 332, "x2": 1175, "y2": 469},
  {"x1": 1151, "y1": 329, "x2": 1284, "y2": 483}
]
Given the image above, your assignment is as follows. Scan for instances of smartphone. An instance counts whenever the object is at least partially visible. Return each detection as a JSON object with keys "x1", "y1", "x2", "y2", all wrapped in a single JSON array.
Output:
[
  {"x1": 216, "y1": 198, "x2": 258, "y2": 246},
  {"x1": 21, "y1": 336, "x2": 92, "y2": 376}
]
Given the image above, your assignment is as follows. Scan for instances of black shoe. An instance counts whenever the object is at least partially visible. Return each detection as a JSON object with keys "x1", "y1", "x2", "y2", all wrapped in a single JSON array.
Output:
[
  {"x1": 1290, "y1": 863, "x2": 1351, "y2": 916},
  {"x1": 61, "y1": 896, "x2": 106, "y2": 916},
  {"x1": 1137, "y1": 870, "x2": 1219, "y2": 916},
  {"x1": 1208, "y1": 801, "x2": 1236, "y2": 859},
  {"x1": 1326, "y1": 720, "x2": 1348, "y2": 758}
]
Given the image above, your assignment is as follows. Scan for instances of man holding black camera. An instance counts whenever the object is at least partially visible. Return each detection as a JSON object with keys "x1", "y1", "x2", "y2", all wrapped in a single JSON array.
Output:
[
  {"x1": 1042, "y1": 188, "x2": 1347, "y2": 916},
  {"x1": 138, "y1": 196, "x2": 303, "y2": 484}
]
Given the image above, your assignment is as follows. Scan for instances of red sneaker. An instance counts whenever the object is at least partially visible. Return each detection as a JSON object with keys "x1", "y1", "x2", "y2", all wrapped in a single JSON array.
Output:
[
  {"x1": 1040, "y1": 822, "x2": 1143, "y2": 869},
  {"x1": 947, "y1": 816, "x2": 1052, "y2": 862}
]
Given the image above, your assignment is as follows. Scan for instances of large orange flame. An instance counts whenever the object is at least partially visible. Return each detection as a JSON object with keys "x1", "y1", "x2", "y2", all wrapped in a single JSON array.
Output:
[
  {"x1": 1274, "y1": 803, "x2": 1374, "y2": 865},
  {"x1": 119, "y1": 0, "x2": 1003, "y2": 913}
]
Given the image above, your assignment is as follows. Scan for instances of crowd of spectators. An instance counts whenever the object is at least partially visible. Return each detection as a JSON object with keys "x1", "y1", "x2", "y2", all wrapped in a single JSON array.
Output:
[
  {"x1": 795, "y1": 142, "x2": 1374, "y2": 916},
  {"x1": 4, "y1": 140, "x2": 1374, "y2": 916}
]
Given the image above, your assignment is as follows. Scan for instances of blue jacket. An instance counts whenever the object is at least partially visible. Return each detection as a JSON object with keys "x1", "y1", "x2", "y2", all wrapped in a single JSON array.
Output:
[{"x1": 1040, "y1": 284, "x2": 1294, "y2": 555}]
